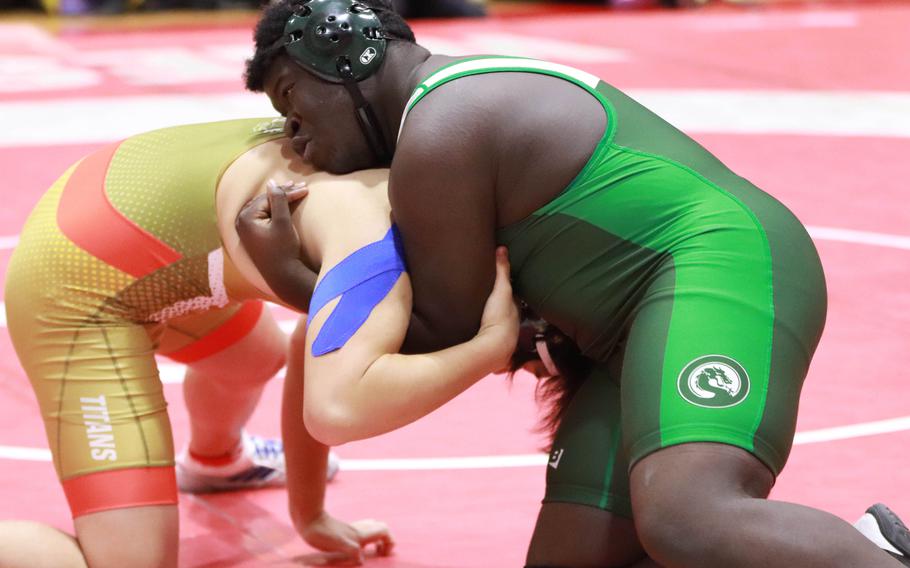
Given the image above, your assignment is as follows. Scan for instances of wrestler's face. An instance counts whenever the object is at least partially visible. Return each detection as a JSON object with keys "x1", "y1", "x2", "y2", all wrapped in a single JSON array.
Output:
[{"x1": 265, "y1": 56, "x2": 377, "y2": 174}]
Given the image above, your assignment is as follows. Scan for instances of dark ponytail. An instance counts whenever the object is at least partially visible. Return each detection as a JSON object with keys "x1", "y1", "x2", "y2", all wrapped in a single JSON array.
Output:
[{"x1": 510, "y1": 305, "x2": 593, "y2": 447}]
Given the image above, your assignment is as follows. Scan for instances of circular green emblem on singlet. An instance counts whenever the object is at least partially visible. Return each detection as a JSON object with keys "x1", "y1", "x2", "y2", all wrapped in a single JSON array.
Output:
[{"x1": 677, "y1": 355, "x2": 750, "y2": 408}]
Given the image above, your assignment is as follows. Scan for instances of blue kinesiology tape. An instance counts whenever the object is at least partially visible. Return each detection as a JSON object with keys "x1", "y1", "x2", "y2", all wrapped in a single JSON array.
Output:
[{"x1": 308, "y1": 226, "x2": 407, "y2": 356}]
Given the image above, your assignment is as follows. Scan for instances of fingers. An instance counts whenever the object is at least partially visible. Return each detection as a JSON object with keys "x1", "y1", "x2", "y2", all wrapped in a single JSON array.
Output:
[
  {"x1": 267, "y1": 179, "x2": 309, "y2": 225},
  {"x1": 235, "y1": 180, "x2": 307, "y2": 233},
  {"x1": 359, "y1": 530, "x2": 395, "y2": 557},
  {"x1": 271, "y1": 179, "x2": 309, "y2": 203},
  {"x1": 306, "y1": 535, "x2": 364, "y2": 566},
  {"x1": 335, "y1": 541, "x2": 365, "y2": 566},
  {"x1": 285, "y1": 187, "x2": 309, "y2": 203},
  {"x1": 492, "y1": 246, "x2": 513, "y2": 295},
  {"x1": 235, "y1": 193, "x2": 269, "y2": 233},
  {"x1": 352, "y1": 519, "x2": 395, "y2": 557},
  {"x1": 265, "y1": 179, "x2": 292, "y2": 226}
]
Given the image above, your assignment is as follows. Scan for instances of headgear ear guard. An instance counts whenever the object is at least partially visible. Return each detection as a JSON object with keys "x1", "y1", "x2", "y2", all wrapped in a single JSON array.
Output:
[{"x1": 283, "y1": 0, "x2": 392, "y2": 163}]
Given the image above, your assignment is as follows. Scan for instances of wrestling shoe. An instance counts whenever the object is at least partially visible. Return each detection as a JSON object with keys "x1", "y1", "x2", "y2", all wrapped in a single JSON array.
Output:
[
  {"x1": 176, "y1": 432, "x2": 340, "y2": 493},
  {"x1": 855, "y1": 503, "x2": 910, "y2": 566}
]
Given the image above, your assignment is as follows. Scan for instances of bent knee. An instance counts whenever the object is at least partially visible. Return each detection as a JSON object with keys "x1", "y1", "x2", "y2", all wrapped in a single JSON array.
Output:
[
  {"x1": 187, "y1": 322, "x2": 288, "y2": 385},
  {"x1": 630, "y1": 444, "x2": 773, "y2": 563},
  {"x1": 633, "y1": 502, "x2": 716, "y2": 563},
  {"x1": 289, "y1": 316, "x2": 308, "y2": 354},
  {"x1": 187, "y1": 345, "x2": 285, "y2": 388}
]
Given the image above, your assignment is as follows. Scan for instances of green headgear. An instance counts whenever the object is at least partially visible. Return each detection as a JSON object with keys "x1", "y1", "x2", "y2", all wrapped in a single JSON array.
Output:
[{"x1": 283, "y1": 0, "x2": 387, "y2": 83}]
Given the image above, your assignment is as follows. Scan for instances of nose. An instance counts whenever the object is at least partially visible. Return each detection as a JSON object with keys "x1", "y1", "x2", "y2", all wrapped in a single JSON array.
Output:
[{"x1": 284, "y1": 115, "x2": 301, "y2": 139}]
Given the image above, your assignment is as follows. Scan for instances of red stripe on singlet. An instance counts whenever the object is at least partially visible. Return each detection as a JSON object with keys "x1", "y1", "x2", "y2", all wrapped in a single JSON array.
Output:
[
  {"x1": 162, "y1": 301, "x2": 264, "y2": 363},
  {"x1": 63, "y1": 467, "x2": 178, "y2": 518},
  {"x1": 57, "y1": 142, "x2": 183, "y2": 278}
]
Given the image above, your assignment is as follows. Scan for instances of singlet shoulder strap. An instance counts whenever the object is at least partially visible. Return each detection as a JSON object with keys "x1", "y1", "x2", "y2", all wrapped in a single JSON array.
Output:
[{"x1": 397, "y1": 56, "x2": 607, "y2": 142}]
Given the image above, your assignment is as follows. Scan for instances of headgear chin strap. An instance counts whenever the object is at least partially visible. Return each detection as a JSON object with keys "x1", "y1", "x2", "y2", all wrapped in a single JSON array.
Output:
[
  {"x1": 283, "y1": 0, "x2": 392, "y2": 163},
  {"x1": 336, "y1": 56, "x2": 392, "y2": 164}
]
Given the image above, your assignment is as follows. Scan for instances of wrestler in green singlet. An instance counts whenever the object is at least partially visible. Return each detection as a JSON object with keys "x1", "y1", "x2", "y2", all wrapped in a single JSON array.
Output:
[{"x1": 400, "y1": 56, "x2": 826, "y2": 516}]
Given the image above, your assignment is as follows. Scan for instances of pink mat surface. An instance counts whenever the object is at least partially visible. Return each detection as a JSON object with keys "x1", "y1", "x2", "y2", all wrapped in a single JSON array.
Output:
[{"x1": 0, "y1": 3, "x2": 908, "y2": 566}]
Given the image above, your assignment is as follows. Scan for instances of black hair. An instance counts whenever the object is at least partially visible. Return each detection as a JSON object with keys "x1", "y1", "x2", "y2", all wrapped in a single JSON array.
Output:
[
  {"x1": 510, "y1": 306, "x2": 594, "y2": 450},
  {"x1": 244, "y1": 0, "x2": 417, "y2": 92}
]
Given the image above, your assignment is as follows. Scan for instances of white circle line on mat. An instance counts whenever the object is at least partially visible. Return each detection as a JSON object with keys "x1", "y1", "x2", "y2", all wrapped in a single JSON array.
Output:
[{"x1": 1, "y1": 415, "x2": 909, "y2": 467}]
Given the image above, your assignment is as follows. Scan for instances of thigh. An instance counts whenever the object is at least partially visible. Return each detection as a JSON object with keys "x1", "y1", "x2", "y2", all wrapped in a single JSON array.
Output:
[
  {"x1": 7, "y1": 313, "x2": 177, "y2": 517},
  {"x1": 156, "y1": 300, "x2": 285, "y2": 377},
  {"x1": 527, "y1": 363, "x2": 645, "y2": 566},
  {"x1": 0, "y1": 521, "x2": 87, "y2": 568},
  {"x1": 527, "y1": 503, "x2": 645, "y2": 568},
  {"x1": 620, "y1": 227, "x2": 827, "y2": 476},
  {"x1": 544, "y1": 362, "x2": 631, "y2": 517}
]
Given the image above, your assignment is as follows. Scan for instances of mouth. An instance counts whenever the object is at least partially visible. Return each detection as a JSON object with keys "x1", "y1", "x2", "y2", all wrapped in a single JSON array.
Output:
[{"x1": 291, "y1": 136, "x2": 310, "y2": 158}]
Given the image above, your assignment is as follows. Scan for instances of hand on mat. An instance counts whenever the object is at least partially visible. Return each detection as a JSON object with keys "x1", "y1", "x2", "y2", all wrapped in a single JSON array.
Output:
[
  {"x1": 479, "y1": 246, "x2": 520, "y2": 372},
  {"x1": 297, "y1": 511, "x2": 394, "y2": 565}
]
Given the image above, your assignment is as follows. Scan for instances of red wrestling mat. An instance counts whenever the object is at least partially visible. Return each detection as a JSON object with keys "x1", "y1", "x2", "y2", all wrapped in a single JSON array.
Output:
[{"x1": 1, "y1": 3, "x2": 909, "y2": 566}]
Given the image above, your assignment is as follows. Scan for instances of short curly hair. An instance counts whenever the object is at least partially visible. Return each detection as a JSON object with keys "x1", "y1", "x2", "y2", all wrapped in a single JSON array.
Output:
[{"x1": 244, "y1": 0, "x2": 416, "y2": 92}]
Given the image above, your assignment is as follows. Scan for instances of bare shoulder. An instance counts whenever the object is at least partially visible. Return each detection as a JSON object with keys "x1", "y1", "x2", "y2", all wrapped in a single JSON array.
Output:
[
  {"x1": 393, "y1": 79, "x2": 501, "y2": 205},
  {"x1": 216, "y1": 139, "x2": 314, "y2": 301},
  {"x1": 397, "y1": 76, "x2": 499, "y2": 157},
  {"x1": 217, "y1": 138, "x2": 314, "y2": 229},
  {"x1": 303, "y1": 167, "x2": 390, "y2": 194}
]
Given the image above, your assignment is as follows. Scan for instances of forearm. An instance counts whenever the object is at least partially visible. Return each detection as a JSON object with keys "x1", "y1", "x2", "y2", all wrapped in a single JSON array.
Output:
[
  {"x1": 308, "y1": 330, "x2": 508, "y2": 446},
  {"x1": 283, "y1": 329, "x2": 328, "y2": 525},
  {"x1": 263, "y1": 260, "x2": 317, "y2": 313}
]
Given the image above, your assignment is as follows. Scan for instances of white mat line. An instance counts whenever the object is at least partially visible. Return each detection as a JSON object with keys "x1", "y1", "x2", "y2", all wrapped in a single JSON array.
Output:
[
  {"x1": 1, "y1": 414, "x2": 909, "y2": 466},
  {"x1": 792, "y1": 415, "x2": 910, "y2": 445},
  {"x1": 0, "y1": 235, "x2": 18, "y2": 250},
  {"x1": 340, "y1": 454, "x2": 549, "y2": 471},
  {"x1": 0, "y1": 445, "x2": 51, "y2": 462},
  {"x1": 806, "y1": 226, "x2": 910, "y2": 251}
]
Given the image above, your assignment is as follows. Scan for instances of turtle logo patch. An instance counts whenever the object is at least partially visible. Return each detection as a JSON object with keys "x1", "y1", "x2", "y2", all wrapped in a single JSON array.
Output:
[{"x1": 677, "y1": 355, "x2": 750, "y2": 408}]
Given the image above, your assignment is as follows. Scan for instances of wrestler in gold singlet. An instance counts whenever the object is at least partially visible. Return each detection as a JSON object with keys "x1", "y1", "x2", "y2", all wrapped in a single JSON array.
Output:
[{"x1": 5, "y1": 118, "x2": 290, "y2": 517}]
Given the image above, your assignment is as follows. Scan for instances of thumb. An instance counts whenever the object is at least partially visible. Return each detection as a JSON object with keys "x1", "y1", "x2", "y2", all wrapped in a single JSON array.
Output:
[
  {"x1": 266, "y1": 180, "x2": 293, "y2": 227},
  {"x1": 276, "y1": 180, "x2": 308, "y2": 203},
  {"x1": 492, "y1": 246, "x2": 512, "y2": 294}
]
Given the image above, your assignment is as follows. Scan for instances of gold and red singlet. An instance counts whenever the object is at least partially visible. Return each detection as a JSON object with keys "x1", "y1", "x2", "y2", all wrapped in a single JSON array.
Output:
[{"x1": 4, "y1": 118, "x2": 282, "y2": 517}]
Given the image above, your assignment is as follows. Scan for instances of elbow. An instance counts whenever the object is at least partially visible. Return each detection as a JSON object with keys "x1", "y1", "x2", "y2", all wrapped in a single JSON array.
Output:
[{"x1": 303, "y1": 404, "x2": 358, "y2": 447}]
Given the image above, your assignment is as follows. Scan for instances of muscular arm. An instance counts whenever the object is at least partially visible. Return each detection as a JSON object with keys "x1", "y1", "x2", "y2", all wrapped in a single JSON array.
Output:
[{"x1": 391, "y1": 98, "x2": 500, "y2": 353}]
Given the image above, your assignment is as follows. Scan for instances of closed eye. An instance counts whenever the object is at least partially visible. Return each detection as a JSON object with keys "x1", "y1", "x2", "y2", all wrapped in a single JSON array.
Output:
[
  {"x1": 277, "y1": 84, "x2": 295, "y2": 117},
  {"x1": 282, "y1": 83, "x2": 295, "y2": 103}
]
